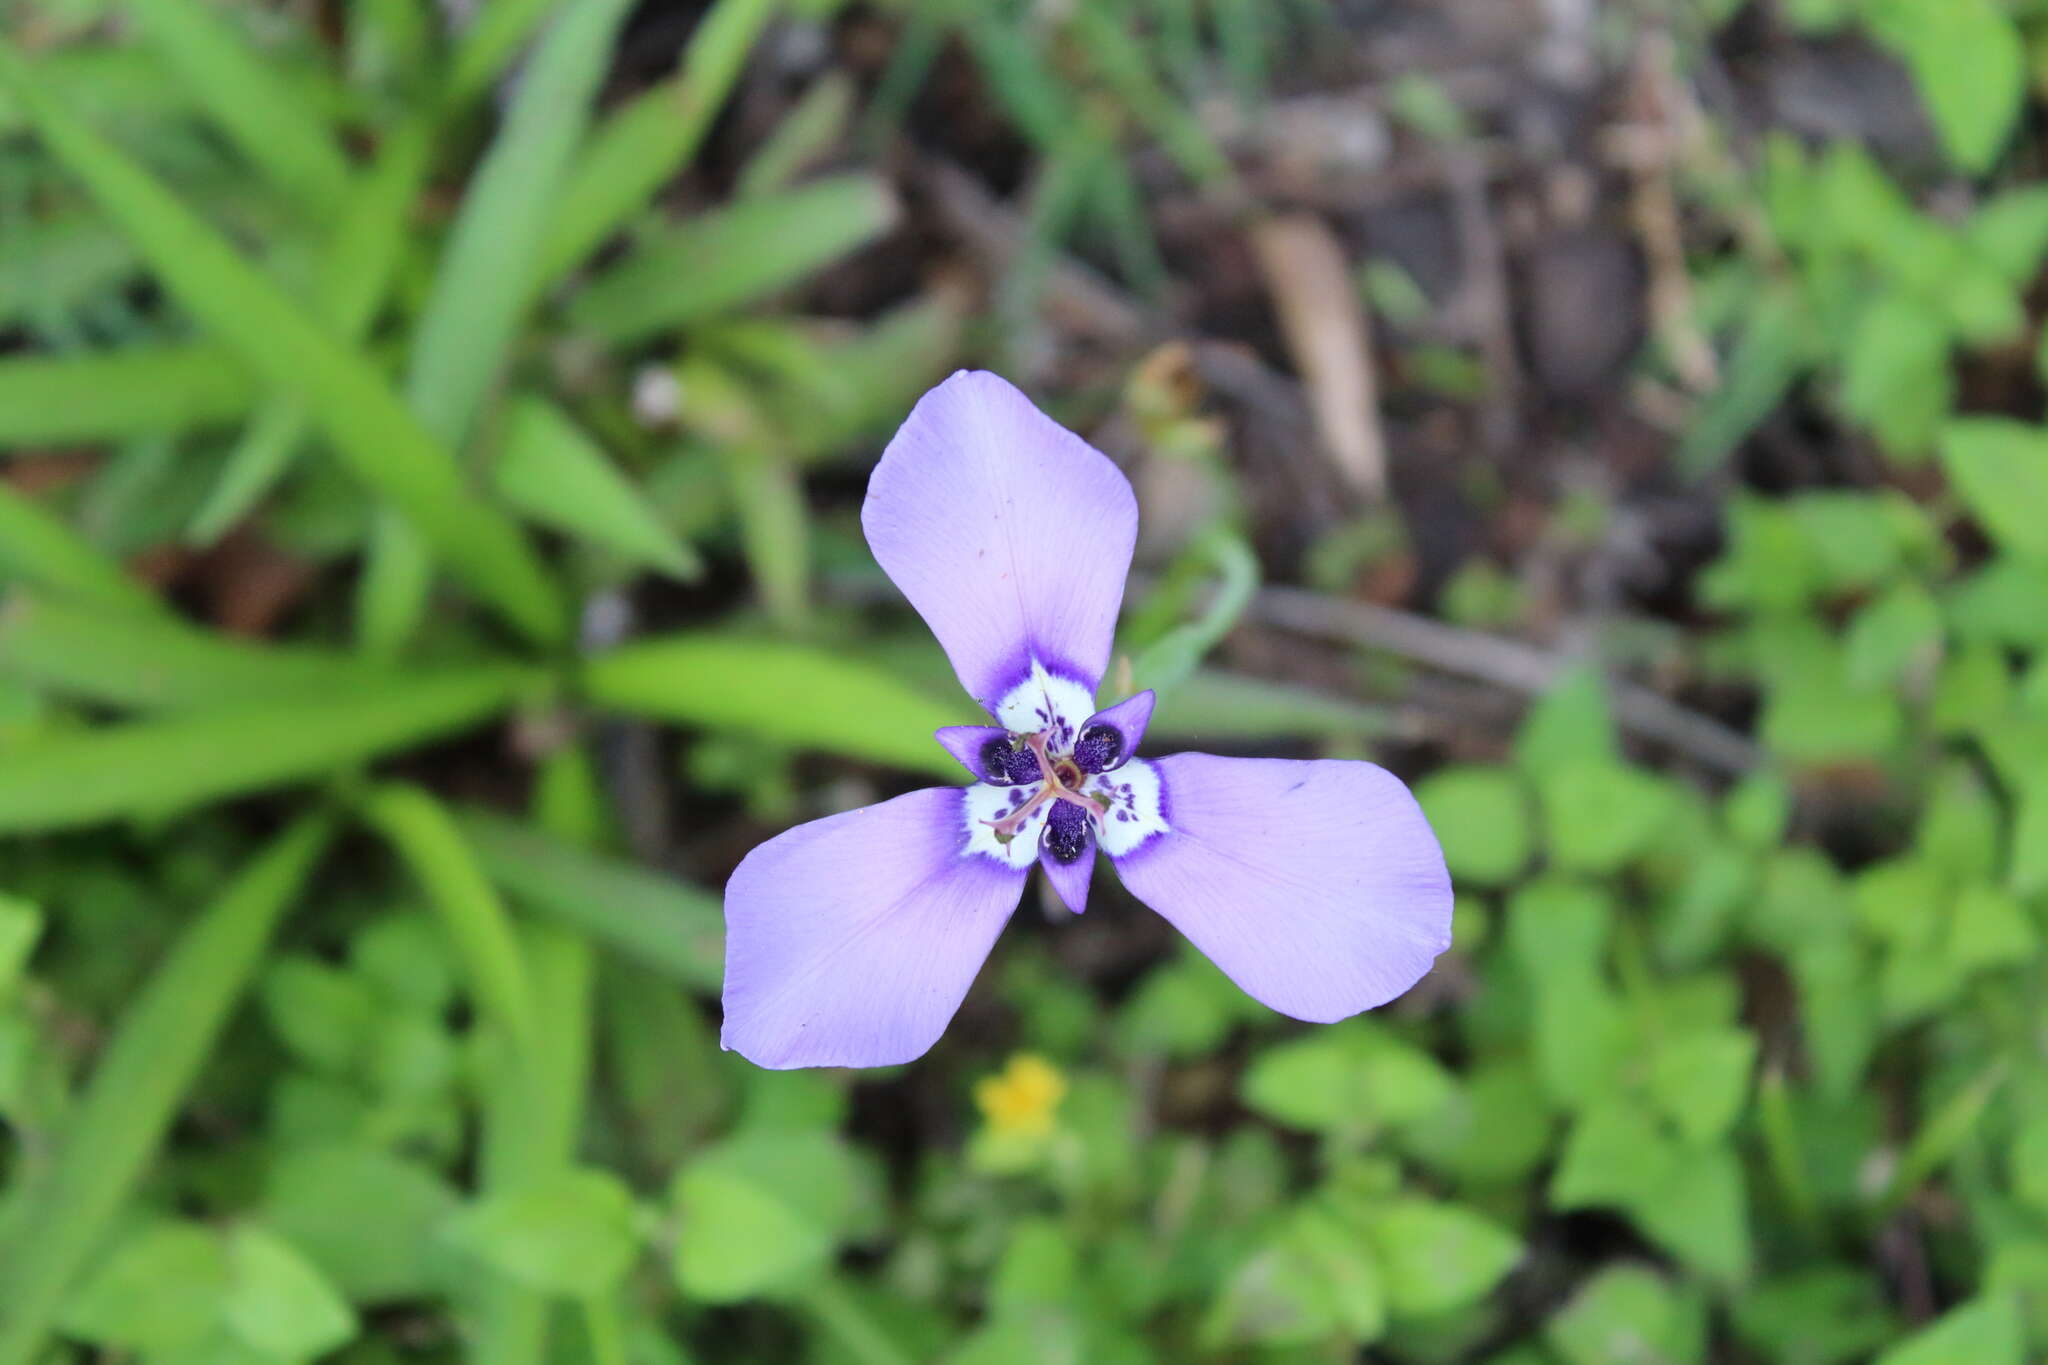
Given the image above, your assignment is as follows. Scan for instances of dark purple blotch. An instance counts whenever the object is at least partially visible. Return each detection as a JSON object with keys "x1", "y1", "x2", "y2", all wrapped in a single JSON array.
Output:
[
  {"x1": 1073, "y1": 724, "x2": 1123, "y2": 773},
  {"x1": 1043, "y1": 800, "x2": 1092, "y2": 864},
  {"x1": 980, "y1": 737, "x2": 1041, "y2": 785}
]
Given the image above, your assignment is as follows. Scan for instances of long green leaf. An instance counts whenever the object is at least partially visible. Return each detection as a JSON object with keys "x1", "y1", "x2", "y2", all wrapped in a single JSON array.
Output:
[
  {"x1": 567, "y1": 175, "x2": 900, "y2": 343},
  {"x1": 0, "y1": 40, "x2": 566, "y2": 647},
  {"x1": 359, "y1": 0, "x2": 638, "y2": 654},
  {"x1": 494, "y1": 396, "x2": 700, "y2": 579},
  {"x1": 538, "y1": 0, "x2": 778, "y2": 284},
  {"x1": 0, "y1": 487, "x2": 159, "y2": 616},
  {"x1": 582, "y1": 632, "x2": 961, "y2": 777},
  {"x1": 187, "y1": 122, "x2": 436, "y2": 545},
  {"x1": 408, "y1": 0, "x2": 638, "y2": 455},
  {"x1": 0, "y1": 815, "x2": 333, "y2": 1365},
  {"x1": 0, "y1": 343, "x2": 254, "y2": 445},
  {"x1": 458, "y1": 808, "x2": 724, "y2": 992},
  {"x1": 0, "y1": 593, "x2": 408, "y2": 710},
  {"x1": 125, "y1": 0, "x2": 354, "y2": 217},
  {"x1": 361, "y1": 784, "x2": 539, "y2": 1055},
  {"x1": 0, "y1": 666, "x2": 532, "y2": 833},
  {"x1": 446, "y1": 0, "x2": 558, "y2": 105}
]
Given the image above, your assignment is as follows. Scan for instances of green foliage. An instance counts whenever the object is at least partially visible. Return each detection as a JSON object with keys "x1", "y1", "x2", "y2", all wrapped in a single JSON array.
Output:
[{"x1": 0, "y1": 2, "x2": 2042, "y2": 1362}]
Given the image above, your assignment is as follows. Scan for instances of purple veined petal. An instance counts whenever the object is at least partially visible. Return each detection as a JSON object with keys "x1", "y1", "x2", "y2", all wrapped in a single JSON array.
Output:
[
  {"x1": 1109, "y1": 754, "x2": 1452, "y2": 1024},
  {"x1": 1075, "y1": 690, "x2": 1155, "y2": 773},
  {"x1": 1038, "y1": 799, "x2": 1096, "y2": 913},
  {"x1": 862, "y1": 371, "x2": 1138, "y2": 723},
  {"x1": 722, "y1": 787, "x2": 1029, "y2": 1068},
  {"x1": 934, "y1": 725, "x2": 1037, "y2": 784}
]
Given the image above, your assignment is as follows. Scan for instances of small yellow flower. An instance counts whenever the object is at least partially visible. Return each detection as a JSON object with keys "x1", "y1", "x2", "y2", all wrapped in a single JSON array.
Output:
[{"x1": 974, "y1": 1053, "x2": 1067, "y2": 1138}]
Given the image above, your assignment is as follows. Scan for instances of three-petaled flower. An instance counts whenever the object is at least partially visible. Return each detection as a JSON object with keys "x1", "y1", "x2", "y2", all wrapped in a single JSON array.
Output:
[{"x1": 721, "y1": 371, "x2": 1452, "y2": 1069}]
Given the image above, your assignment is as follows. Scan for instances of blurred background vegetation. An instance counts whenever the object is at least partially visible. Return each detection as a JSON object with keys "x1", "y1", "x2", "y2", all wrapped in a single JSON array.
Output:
[{"x1": 1, "y1": 0, "x2": 2046, "y2": 1361}]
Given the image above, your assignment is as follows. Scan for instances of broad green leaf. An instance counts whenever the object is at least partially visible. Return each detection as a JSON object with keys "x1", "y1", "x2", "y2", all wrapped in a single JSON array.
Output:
[
  {"x1": 569, "y1": 175, "x2": 900, "y2": 343},
  {"x1": 1865, "y1": 0, "x2": 2024, "y2": 174},
  {"x1": 0, "y1": 896, "x2": 39, "y2": 1002},
  {"x1": 2010, "y1": 1114, "x2": 2048, "y2": 1215},
  {"x1": 0, "y1": 342, "x2": 254, "y2": 443},
  {"x1": 1546, "y1": 1265, "x2": 1705, "y2": 1365},
  {"x1": 1241, "y1": 1025, "x2": 1453, "y2": 1134},
  {"x1": 1845, "y1": 581, "x2": 1941, "y2": 688},
  {"x1": 1838, "y1": 292, "x2": 1949, "y2": 457},
  {"x1": 1204, "y1": 1202, "x2": 1387, "y2": 1349},
  {"x1": 444, "y1": 1168, "x2": 639, "y2": 1298},
  {"x1": 1646, "y1": 1029, "x2": 1756, "y2": 1145},
  {"x1": 220, "y1": 1226, "x2": 357, "y2": 1360},
  {"x1": 493, "y1": 396, "x2": 699, "y2": 579},
  {"x1": 1365, "y1": 1199, "x2": 1521, "y2": 1318},
  {"x1": 261, "y1": 1145, "x2": 460, "y2": 1305},
  {"x1": 584, "y1": 632, "x2": 963, "y2": 777},
  {"x1": 1539, "y1": 760, "x2": 1676, "y2": 874},
  {"x1": 1415, "y1": 766, "x2": 1532, "y2": 886},
  {"x1": 126, "y1": 0, "x2": 353, "y2": 217},
  {"x1": 1966, "y1": 186, "x2": 2048, "y2": 282},
  {"x1": 1939, "y1": 420, "x2": 2048, "y2": 562},
  {"x1": 1874, "y1": 1295, "x2": 2023, "y2": 1365},
  {"x1": 1948, "y1": 883, "x2": 2036, "y2": 973},
  {"x1": 259, "y1": 956, "x2": 378, "y2": 1075},
  {"x1": 456, "y1": 809, "x2": 724, "y2": 992},
  {"x1": 1552, "y1": 1098, "x2": 1680, "y2": 1214},
  {"x1": 0, "y1": 593, "x2": 408, "y2": 710},
  {"x1": 539, "y1": 0, "x2": 778, "y2": 283},
  {"x1": 1514, "y1": 666, "x2": 1619, "y2": 774},
  {"x1": 0, "y1": 816, "x2": 332, "y2": 1365},
  {"x1": 1733, "y1": 1267, "x2": 1896, "y2": 1365},
  {"x1": 1632, "y1": 1143, "x2": 1750, "y2": 1283},
  {"x1": 673, "y1": 1132, "x2": 859, "y2": 1302},
  {"x1": 59, "y1": 1221, "x2": 229, "y2": 1355},
  {"x1": 0, "y1": 486, "x2": 159, "y2": 616},
  {"x1": 1398, "y1": 1060, "x2": 1553, "y2": 1186},
  {"x1": 0, "y1": 43, "x2": 565, "y2": 647},
  {"x1": 0, "y1": 667, "x2": 530, "y2": 834}
]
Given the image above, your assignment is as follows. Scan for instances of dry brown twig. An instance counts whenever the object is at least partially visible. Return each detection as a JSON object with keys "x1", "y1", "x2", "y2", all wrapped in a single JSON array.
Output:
[
  {"x1": 1248, "y1": 213, "x2": 1389, "y2": 502},
  {"x1": 1254, "y1": 585, "x2": 1762, "y2": 775}
]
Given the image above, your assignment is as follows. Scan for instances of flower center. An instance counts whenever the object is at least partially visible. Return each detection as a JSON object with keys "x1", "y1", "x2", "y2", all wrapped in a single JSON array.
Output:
[{"x1": 981, "y1": 730, "x2": 1105, "y2": 843}]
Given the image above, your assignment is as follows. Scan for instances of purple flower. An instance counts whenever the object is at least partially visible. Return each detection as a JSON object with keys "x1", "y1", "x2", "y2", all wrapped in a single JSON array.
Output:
[{"x1": 720, "y1": 371, "x2": 1452, "y2": 1069}]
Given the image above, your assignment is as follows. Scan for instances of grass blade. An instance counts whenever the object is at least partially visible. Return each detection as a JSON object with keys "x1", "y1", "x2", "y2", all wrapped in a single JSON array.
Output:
[
  {"x1": 446, "y1": 0, "x2": 558, "y2": 105},
  {"x1": 0, "y1": 814, "x2": 334, "y2": 1365},
  {"x1": 408, "y1": 0, "x2": 638, "y2": 454},
  {"x1": 494, "y1": 396, "x2": 701, "y2": 579},
  {"x1": 187, "y1": 122, "x2": 437, "y2": 545},
  {"x1": 360, "y1": 0, "x2": 639, "y2": 653},
  {"x1": 0, "y1": 593, "x2": 406, "y2": 710},
  {"x1": 539, "y1": 0, "x2": 779, "y2": 284},
  {"x1": 0, "y1": 486, "x2": 159, "y2": 616},
  {"x1": 0, "y1": 342, "x2": 254, "y2": 444},
  {"x1": 0, "y1": 40, "x2": 566, "y2": 648},
  {"x1": 457, "y1": 808, "x2": 724, "y2": 992},
  {"x1": 582, "y1": 632, "x2": 961, "y2": 778},
  {"x1": 361, "y1": 784, "x2": 539, "y2": 1056},
  {"x1": 0, "y1": 666, "x2": 533, "y2": 834},
  {"x1": 735, "y1": 71, "x2": 855, "y2": 199},
  {"x1": 126, "y1": 0, "x2": 354, "y2": 217},
  {"x1": 567, "y1": 174, "x2": 900, "y2": 343}
]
